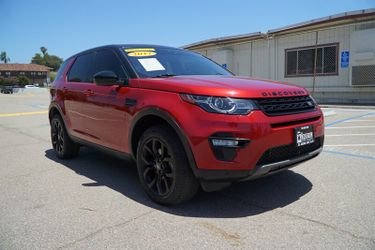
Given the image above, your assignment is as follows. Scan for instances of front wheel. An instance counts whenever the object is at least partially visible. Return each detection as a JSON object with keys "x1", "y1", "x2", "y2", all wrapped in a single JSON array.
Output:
[{"x1": 136, "y1": 126, "x2": 199, "y2": 205}]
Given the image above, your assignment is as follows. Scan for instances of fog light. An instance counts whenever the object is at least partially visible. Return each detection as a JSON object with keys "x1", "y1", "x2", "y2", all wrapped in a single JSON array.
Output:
[
  {"x1": 209, "y1": 136, "x2": 250, "y2": 161},
  {"x1": 211, "y1": 139, "x2": 239, "y2": 147}
]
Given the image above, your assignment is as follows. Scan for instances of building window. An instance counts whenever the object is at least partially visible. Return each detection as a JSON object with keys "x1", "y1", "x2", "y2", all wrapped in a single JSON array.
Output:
[
  {"x1": 6, "y1": 72, "x2": 11, "y2": 76},
  {"x1": 37, "y1": 72, "x2": 42, "y2": 75},
  {"x1": 285, "y1": 43, "x2": 338, "y2": 77},
  {"x1": 20, "y1": 72, "x2": 25, "y2": 75}
]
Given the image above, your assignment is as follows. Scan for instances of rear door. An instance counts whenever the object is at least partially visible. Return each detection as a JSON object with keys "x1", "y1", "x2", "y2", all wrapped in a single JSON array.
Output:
[
  {"x1": 81, "y1": 49, "x2": 130, "y2": 152},
  {"x1": 65, "y1": 52, "x2": 95, "y2": 139}
]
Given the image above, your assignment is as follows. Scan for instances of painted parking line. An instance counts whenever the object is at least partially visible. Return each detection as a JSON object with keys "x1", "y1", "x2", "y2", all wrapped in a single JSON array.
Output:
[
  {"x1": 322, "y1": 108, "x2": 375, "y2": 112},
  {"x1": 325, "y1": 112, "x2": 375, "y2": 127},
  {"x1": 326, "y1": 134, "x2": 375, "y2": 137},
  {"x1": 344, "y1": 119, "x2": 375, "y2": 123},
  {"x1": 0, "y1": 110, "x2": 47, "y2": 118},
  {"x1": 324, "y1": 144, "x2": 375, "y2": 147},
  {"x1": 323, "y1": 150, "x2": 375, "y2": 160},
  {"x1": 326, "y1": 126, "x2": 375, "y2": 129}
]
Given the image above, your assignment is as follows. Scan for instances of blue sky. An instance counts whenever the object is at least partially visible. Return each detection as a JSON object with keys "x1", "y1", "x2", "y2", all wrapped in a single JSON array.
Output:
[{"x1": 1, "y1": 0, "x2": 374, "y2": 63}]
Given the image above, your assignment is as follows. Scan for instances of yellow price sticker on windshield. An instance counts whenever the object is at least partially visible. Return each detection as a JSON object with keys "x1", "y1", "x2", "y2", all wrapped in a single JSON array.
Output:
[
  {"x1": 124, "y1": 48, "x2": 157, "y2": 57},
  {"x1": 124, "y1": 48, "x2": 155, "y2": 52},
  {"x1": 127, "y1": 51, "x2": 156, "y2": 57}
]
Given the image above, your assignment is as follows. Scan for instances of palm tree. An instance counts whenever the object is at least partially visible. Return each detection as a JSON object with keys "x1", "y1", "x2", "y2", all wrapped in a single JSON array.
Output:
[
  {"x1": 0, "y1": 51, "x2": 10, "y2": 64},
  {"x1": 40, "y1": 47, "x2": 48, "y2": 57}
]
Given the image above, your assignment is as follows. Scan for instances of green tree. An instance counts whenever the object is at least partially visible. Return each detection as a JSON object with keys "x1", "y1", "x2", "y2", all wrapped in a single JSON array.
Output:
[
  {"x1": 31, "y1": 47, "x2": 63, "y2": 71},
  {"x1": 0, "y1": 51, "x2": 10, "y2": 63},
  {"x1": 40, "y1": 46, "x2": 47, "y2": 56},
  {"x1": 31, "y1": 53, "x2": 45, "y2": 65},
  {"x1": 49, "y1": 71, "x2": 57, "y2": 82},
  {"x1": 44, "y1": 54, "x2": 63, "y2": 71}
]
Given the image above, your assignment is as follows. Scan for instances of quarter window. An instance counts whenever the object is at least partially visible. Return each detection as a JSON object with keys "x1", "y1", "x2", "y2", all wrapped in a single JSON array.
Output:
[{"x1": 285, "y1": 44, "x2": 338, "y2": 77}]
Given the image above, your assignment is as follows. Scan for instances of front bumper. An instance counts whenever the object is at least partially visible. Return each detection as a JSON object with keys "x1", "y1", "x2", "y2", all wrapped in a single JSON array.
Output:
[
  {"x1": 194, "y1": 140, "x2": 323, "y2": 182},
  {"x1": 176, "y1": 105, "x2": 324, "y2": 172}
]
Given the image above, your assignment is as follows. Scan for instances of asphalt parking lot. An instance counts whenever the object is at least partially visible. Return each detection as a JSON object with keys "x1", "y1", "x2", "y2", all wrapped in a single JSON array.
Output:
[{"x1": 0, "y1": 90, "x2": 374, "y2": 250}]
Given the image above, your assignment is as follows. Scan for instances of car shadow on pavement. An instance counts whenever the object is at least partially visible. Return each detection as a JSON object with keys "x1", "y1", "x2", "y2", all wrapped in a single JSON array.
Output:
[{"x1": 45, "y1": 147, "x2": 312, "y2": 218}]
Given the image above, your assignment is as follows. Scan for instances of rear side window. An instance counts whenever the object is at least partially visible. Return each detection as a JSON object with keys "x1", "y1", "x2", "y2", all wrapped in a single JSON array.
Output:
[
  {"x1": 93, "y1": 50, "x2": 127, "y2": 79},
  {"x1": 68, "y1": 53, "x2": 95, "y2": 82}
]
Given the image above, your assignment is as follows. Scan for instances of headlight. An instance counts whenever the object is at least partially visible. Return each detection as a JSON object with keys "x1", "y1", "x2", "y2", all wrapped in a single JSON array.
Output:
[{"x1": 180, "y1": 94, "x2": 256, "y2": 115}]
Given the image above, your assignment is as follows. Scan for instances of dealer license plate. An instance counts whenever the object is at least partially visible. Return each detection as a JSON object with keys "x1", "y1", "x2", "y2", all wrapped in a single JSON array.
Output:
[{"x1": 295, "y1": 125, "x2": 314, "y2": 147}]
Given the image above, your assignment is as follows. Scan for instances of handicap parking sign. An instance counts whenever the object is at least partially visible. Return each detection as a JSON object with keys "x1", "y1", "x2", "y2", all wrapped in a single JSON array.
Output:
[{"x1": 341, "y1": 51, "x2": 349, "y2": 68}]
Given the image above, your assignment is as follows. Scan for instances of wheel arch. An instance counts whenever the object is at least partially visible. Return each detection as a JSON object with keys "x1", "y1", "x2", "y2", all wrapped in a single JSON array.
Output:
[
  {"x1": 48, "y1": 103, "x2": 69, "y2": 134},
  {"x1": 129, "y1": 108, "x2": 198, "y2": 171}
]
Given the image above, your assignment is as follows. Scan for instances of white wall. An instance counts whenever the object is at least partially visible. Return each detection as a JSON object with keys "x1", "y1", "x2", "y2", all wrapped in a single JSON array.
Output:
[{"x1": 189, "y1": 20, "x2": 375, "y2": 103}]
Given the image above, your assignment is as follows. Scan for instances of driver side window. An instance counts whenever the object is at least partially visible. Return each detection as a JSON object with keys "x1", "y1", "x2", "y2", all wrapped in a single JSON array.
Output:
[{"x1": 94, "y1": 50, "x2": 127, "y2": 80}]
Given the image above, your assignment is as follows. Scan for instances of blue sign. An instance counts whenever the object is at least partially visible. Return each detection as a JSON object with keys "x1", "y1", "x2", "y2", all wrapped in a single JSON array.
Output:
[
  {"x1": 222, "y1": 63, "x2": 227, "y2": 69},
  {"x1": 341, "y1": 51, "x2": 349, "y2": 68}
]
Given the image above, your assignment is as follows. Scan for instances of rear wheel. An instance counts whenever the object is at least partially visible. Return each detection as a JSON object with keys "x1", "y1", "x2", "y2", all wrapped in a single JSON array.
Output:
[
  {"x1": 136, "y1": 126, "x2": 199, "y2": 205},
  {"x1": 51, "y1": 114, "x2": 80, "y2": 159}
]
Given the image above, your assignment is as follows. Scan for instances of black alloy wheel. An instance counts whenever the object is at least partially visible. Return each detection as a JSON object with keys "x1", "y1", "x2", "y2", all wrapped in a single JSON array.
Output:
[
  {"x1": 137, "y1": 126, "x2": 199, "y2": 205},
  {"x1": 141, "y1": 138, "x2": 175, "y2": 197}
]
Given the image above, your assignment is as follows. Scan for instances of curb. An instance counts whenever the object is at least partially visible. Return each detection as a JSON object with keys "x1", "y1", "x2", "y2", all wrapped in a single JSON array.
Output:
[{"x1": 319, "y1": 105, "x2": 375, "y2": 110}]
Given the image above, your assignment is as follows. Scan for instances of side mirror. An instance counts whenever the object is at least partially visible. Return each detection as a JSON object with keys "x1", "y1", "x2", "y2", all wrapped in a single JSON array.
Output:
[{"x1": 93, "y1": 71, "x2": 119, "y2": 86}]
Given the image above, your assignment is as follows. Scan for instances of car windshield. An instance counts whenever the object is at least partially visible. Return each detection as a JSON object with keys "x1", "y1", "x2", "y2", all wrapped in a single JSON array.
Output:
[{"x1": 123, "y1": 47, "x2": 232, "y2": 78}]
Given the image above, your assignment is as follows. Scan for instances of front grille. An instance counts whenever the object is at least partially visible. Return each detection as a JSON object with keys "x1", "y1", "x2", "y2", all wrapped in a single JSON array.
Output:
[
  {"x1": 257, "y1": 136, "x2": 323, "y2": 166},
  {"x1": 254, "y1": 95, "x2": 316, "y2": 116}
]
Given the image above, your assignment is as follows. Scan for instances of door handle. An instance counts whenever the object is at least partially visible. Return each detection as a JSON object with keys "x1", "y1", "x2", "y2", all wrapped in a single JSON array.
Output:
[{"x1": 84, "y1": 89, "x2": 95, "y2": 96}]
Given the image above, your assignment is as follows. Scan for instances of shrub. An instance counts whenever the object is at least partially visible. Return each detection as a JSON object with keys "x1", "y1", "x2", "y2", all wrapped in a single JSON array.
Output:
[
  {"x1": 0, "y1": 77, "x2": 17, "y2": 86},
  {"x1": 17, "y1": 76, "x2": 30, "y2": 85}
]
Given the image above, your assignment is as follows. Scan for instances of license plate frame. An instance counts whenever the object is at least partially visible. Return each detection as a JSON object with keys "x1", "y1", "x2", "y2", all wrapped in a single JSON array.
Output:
[{"x1": 295, "y1": 125, "x2": 314, "y2": 147}]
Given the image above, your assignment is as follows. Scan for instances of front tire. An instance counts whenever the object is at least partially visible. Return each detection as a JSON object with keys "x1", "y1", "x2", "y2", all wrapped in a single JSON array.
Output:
[
  {"x1": 50, "y1": 114, "x2": 80, "y2": 159},
  {"x1": 136, "y1": 126, "x2": 199, "y2": 205}
]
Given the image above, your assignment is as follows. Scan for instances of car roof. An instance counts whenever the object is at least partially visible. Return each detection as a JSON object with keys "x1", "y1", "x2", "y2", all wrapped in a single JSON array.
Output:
[{"x1": 67, "y1": 44, "x2": 184, "y2": 60}]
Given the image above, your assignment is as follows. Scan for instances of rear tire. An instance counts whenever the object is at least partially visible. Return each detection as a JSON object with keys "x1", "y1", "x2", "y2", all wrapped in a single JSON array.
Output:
[
  {"x1": 50, "y1": 114, "x2": 80, "y2": 159},
  {"x1": 136, "y1": 126, "x2": 199, "y2": 205}
]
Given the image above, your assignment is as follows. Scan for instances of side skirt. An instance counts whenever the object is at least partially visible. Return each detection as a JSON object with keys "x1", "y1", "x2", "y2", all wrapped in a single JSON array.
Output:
[{"x1": 70, "y1": 135, "x2": 134, "y2": 163}]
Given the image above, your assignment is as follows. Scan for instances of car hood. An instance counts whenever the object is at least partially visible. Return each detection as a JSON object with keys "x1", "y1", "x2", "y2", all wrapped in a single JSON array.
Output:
[{"x1": 134, "y1": 76, "x2": 308, "y2": 98}]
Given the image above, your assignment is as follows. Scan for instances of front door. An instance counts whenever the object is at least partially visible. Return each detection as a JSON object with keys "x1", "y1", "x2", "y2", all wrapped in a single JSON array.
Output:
[{"x1": 81, "y1": 49, "x2": 130, "y2": 152}]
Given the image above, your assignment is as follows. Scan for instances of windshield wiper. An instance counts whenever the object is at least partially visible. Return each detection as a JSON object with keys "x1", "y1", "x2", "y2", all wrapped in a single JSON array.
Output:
[{"x1": 152, "y1": 74, "x2": 177, "y2": 78}]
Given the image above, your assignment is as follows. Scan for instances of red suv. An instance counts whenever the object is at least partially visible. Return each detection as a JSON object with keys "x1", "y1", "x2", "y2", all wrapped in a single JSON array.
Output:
[{"x1": 49, "y1": 45, "x2": 324, "y2": 205}]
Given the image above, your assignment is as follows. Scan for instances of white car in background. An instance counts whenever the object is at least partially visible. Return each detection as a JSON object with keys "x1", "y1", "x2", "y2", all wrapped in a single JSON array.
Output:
[{"x1": 25, "y1": 85, "x2": 39, "y2": 88}]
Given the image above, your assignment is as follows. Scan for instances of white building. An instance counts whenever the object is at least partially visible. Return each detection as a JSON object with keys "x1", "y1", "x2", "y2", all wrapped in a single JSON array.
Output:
[{"x1": 184, "y1": 9, "x2": 375, "y2": 104}]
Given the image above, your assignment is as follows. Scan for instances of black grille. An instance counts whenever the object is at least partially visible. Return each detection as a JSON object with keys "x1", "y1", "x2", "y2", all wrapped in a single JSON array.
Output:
[
  {"x1": 254, "y1": 96, "x2": 316, "y2": 116},
  {"x1": 257, "y1": 136, "x2": 323, "y2": 166}
]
